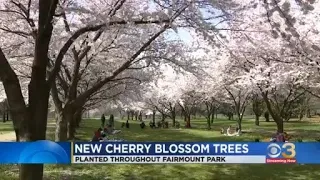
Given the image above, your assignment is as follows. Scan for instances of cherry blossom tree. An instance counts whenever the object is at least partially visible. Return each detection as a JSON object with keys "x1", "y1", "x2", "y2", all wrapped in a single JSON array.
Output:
[
  {"x1": 251, "y1": 93, "x2": 265, "y2": 126},
  {"x1": 210, "y1": 0, "x2": 318, "y2": 133},
  {"x1": 0, "y1": 0, "x2": 203, "y2": 178},
  {"x1": 142, "y1": 65, "x2": 186, "y2": 126},
  {"x1": 202, "y1": 55, "x2": 251, "y2": 130}
]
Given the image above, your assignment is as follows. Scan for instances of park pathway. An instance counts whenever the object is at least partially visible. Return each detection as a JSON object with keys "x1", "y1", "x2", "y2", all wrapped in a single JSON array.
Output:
[
  {"x1": 0, "y1": 131, "x2": 15, "y2": 141},
  {"x1": 0, "y1": 122, "x2": 57, "y2": 141}
]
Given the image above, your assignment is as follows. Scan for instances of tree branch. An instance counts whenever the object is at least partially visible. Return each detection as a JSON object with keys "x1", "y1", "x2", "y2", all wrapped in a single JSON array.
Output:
[
  {"x1": 0, "y1": 48, "x2": 27, "y2": 131},
  {"x1": 47, "y1": 18, "x2": 171, "y2": 84}
]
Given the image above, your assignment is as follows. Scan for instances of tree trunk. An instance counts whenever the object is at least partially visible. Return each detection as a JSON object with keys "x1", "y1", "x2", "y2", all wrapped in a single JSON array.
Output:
[
  {"x1": 138, "y1": 111, "x2": 142, "y2": 121},
  {"x1": 20, "y1": 165, "x2": 44, "y2": 180},
  {"x1": 210, "y1": 111, "x2": 214, "y2": 123},
  {"x1": 14, "y1": 128, "x2": 20, "y2": 142},
  {"x1": 135, "y1": 112, "x2": 138, "y2": 121},
  {"x1": 131, "y1": 111, "x2": 134, "y2": 120},
  {"x1": 152, "y1": 110, "x2": 156, "y2": 125},
  {"x1": 306, "y1": 109, "x2": 311, "y2": 118},
  {"x1": 75, "y1": 111, "x2": 82, "y2": 128},
  {"x1": 19, "y1": 87, "x2": 50, "y2": 180},
  {"x1": 207, "y1": 117, "x2": 211, "y2": 129},
  {"x1": 237, "y1": 119, "x2": 242, "y2": 131},
  {"x1": 121, "y1": 111, "x2": 125, "y2": 120},
  {"x1": 55, "y1": 109, "x2": 68, "y2": 141},
  {"x1": 276, "y1": 119, "x2": 284, "y2": 133},
  {"x1": 0, "y1": 0, "x2": 59, "y2": 179},
  {"x1": 185, "y1": 114, "x2": 191, "y2": 128},
  {"x1": 299, "y1": 110, "x2": 303, "y2": 121},
  {"x1": 68, "y1": 117, "x2": 76, "y2": 140},
  {"x1": 261, "y1": 92, "x2": 283, "y2": 133},
  {"x1": 255, "y1": 115, "x2": 259, "y2": 126},
  {"x1": 127, "y1": 111, "x2": 130, "y2": 120},
  {"x1": 171, "y1": 110, "x2": 176, "y2": 127},
  {"x1": 265, "y1": 112, "x2": 270, "y2": 122},
  {"x1": 161, "y1": 113, "x2": 165, "y2": 122},
  {"x1": 67, "y1": 108, "x2": 79, "y2": 140},
  {"x1": 2, "y1": 112, "x2": 5, "y2": 122},
  {"x1": 6, "y1": 111, "x2": 8, "y2": 121}
]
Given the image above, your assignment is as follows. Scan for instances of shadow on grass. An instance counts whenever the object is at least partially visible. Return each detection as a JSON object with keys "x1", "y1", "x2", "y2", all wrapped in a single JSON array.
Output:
[
  {"x1": 2, "y1": 162, "x2": 320, "y2": 180},
  {"x1": 0, "y1": 128, "x2": 14, "y2": 133},
  {"x1": 41, "y1": 158, "x2": 320, "y2": 180}
]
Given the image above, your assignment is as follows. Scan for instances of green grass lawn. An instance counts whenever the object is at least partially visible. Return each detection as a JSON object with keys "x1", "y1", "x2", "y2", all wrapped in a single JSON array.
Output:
[
  {"x1": 0, "y1": 117, "x2": 320, "y2": 180},
  {"x1": 0, "y1": 121, "x2": 15, "y2": 134}
]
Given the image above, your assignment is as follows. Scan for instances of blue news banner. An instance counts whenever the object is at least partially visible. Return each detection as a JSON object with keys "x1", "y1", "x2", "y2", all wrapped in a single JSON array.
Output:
[{"x1": 0, "y1": 140, "x2": 319, "y2": 164}]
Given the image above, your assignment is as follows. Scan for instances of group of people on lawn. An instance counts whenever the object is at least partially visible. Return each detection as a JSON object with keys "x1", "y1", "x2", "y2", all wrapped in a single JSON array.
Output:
[
  {"x1": 93, "y1": 115, "x2": 291, "y2": 142},
  {"x1": 270, "y1": 132, "x2": 291, "y2": 142},
  {"x1": 91, "y1": 114, "x2": 119, "y2": 141}
]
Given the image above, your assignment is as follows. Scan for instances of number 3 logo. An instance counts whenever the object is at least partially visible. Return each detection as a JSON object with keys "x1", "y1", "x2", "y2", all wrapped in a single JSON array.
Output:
[{"x1": 282, "y1": 143, "x2": 296, "y2": 158}]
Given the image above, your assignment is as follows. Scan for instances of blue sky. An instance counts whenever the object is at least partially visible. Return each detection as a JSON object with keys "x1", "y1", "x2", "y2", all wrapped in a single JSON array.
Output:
[
  {"x1": 166, "y1": 28, "x2": 194, "y2": 45},
  {"x1": 164, "y1": 4, "x2": 226, "y2": 45}
]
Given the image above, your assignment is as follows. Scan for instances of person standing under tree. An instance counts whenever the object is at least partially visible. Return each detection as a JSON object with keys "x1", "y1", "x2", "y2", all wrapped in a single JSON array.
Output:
[
  {"x1": 264, "y1": 111, "x2": 270, "y2": 122},
  {"x1": 109, "y1": 114, "x2": 114, "y2": 129},
  {"x1": 101, "y1": 114, "x2": 106, "y2": 127}
]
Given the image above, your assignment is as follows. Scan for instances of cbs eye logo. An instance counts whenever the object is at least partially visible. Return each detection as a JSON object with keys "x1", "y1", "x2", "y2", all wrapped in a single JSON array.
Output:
[
  {"x1": 18, "y1": 140, "x2": 69, "y2": 164},
  {"x1": 267, "y1": 143, "x2": 296, "y2": 158}
]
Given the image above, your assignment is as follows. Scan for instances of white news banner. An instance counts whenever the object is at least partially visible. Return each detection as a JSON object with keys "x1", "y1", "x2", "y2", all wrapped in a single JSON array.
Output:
[{"x1": 72, "y1": 155, "x2": 266, "y2": 164}]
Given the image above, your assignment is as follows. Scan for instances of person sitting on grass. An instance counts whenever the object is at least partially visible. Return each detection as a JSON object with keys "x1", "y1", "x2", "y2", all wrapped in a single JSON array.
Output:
[
  {"x1": 140, "y1": 121, "x2": 146, "y2": 129},
  {"x1": 283, "y1": 132, "x2": 291, "y2": 142},
  {"x1": 103, "y1": 125, "x2": 113, "y2": 134},
  {"x1": 276, "y1": 133, "x2": 286, "y2": 142},
  {"x1": 226, "y1": 125, "x2": 240, "y2": 136},
  {"x1": 270, "y1": 132, "x2": 286, "y2": 142},
  {"x1": 91, "y1": 128, "x2": 102, "y2": 141},
  {"x1": 100, "y1": 133, "x2": 107, "y2": 141},
  {"x1": 220, "y1": 127, "x2": 225, "y2": 134}
]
